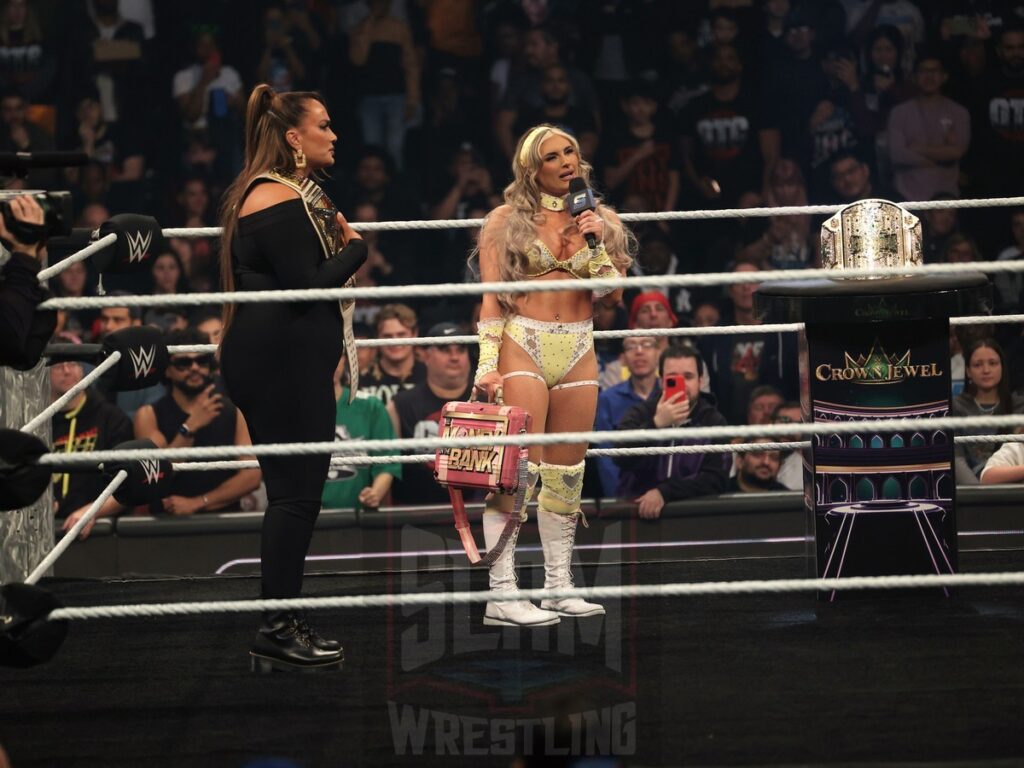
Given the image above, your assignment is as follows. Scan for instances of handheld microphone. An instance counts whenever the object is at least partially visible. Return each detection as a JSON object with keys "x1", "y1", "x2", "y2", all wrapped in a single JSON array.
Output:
[{"x1": 566, "y1": 177, "x2": 598, "y2": 249}]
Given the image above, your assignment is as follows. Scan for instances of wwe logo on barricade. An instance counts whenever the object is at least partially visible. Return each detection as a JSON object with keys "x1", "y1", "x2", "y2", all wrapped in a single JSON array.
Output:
[
  {"x1": 125, "y1": 230, "x2": 152, "y2": 263},
  {"x1": 128, "y1": 345, "x2": 156, "y2": 379},
  {"x1": 139, "y1": 459, "x2": 161, "y2": 485}
]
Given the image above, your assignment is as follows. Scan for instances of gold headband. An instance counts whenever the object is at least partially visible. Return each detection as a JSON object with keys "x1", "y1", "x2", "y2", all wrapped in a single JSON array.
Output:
[{"x1": 517, "y1": 126, "x2": 550, "y2": 168}]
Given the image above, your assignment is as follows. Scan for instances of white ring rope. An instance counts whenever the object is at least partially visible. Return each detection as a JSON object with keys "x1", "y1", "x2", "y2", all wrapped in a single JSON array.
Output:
[
  {"x1": 36, "y1": 232, "x2": 118, "y2": 281},
  {"x1": 160, "y1": 434, "x2": 1024, "y2": 472},
  {"x1": 44, "y1": 570, "x2": 1024, "y2": 622},
  {"x1": 951, "y1": 313, "x2": 1024, "y2": 326},
  {"x1": 955, "y1": 433, "x2": 1024, "y2": 444},
  {"x1": 43, "y1": 194, "x2": 1024, "y2": 290},
  {"x1": 156, "y1": 315, "x2": 1024, "y2": 357},
  {"x1": 24, "y1": 470, "x2": 126, "y2": 586},
  {"x1": 169, "y1": 442, "x2": 810, "y2": 473},
  {"x1": 158, "y1": 195, "x2": 1024, "y2": 237},
  {"x1": 35, "y1": 259, "x2": 1016, "y2": 311},
  {"x1": 32, "y1": 414, "x2": 1024, "y2": 466},
  {"x1": 21, "y1": 352, "x2": 121, "y2": 434}
]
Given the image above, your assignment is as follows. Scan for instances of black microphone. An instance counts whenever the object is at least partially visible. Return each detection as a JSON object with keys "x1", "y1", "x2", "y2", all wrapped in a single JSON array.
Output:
[
  {"x1": 566, "y1": 177, "x2": 598, "y2": 249},
  {"x1": 0, "y1": 152, "x2": 90, "y2": 177}
]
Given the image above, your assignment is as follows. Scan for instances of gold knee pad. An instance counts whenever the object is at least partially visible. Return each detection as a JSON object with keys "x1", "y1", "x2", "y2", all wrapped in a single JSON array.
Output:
[
  {"x1": 485, "y1": 460, "x2": 540, "y2": 522},
  {"x1": 537, "y1": 460, "x2": 585, "y2": 516}
]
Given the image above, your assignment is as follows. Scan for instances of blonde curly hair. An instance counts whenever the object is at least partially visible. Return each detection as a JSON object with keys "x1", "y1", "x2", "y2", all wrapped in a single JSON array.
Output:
[{"x1": 474, "y1": 124, "x2": 635, "y2": 316}]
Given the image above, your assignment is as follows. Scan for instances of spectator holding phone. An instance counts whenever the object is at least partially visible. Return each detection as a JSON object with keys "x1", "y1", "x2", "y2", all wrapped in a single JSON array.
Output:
[
  {"x1": 614, "y1": 344, "x2": 729, "y2": 519},
  {"x1": 64, "y1": 329, "x2": 263, "y2": 537},
  {"x1": 133, "y1": 329, "x2": 261, "y2": 515},
  {"x1": 174, "y1": 28, "x2": 245, "y2": 183},
  {"x1": 173, "y1": 28, "x2": 244, "y2": 133}
]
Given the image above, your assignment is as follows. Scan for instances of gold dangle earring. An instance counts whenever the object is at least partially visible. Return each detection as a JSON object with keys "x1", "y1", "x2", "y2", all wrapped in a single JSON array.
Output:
[{"x1": 294, "y1": 148, "x2": 307, "y2": 169}]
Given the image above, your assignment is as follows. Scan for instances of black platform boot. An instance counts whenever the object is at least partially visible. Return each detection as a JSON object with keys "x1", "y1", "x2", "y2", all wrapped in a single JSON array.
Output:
[
  {"x1": 250, "y1": 611, "x2": 344, "y2": 673},
  {"x1": 293, "y1": 610, "x2": 343, "y2": 653}
]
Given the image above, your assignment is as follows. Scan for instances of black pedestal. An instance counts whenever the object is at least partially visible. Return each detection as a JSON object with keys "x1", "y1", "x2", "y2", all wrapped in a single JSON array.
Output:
[{"x1": 756, "y1": 274, "x2": 991, "y2": 592}]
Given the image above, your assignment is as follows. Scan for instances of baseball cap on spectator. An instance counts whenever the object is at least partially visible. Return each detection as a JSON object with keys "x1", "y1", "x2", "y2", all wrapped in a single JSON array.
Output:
[
  {"x1": 426, "y1": 321, "x2": 464, "y2": 346},
  {"x1": 629, "y1": 292, "x2": 677, "y2": 328},
  {"x1": 52, "y1": 331, "x2": 89, "y2": 373}
]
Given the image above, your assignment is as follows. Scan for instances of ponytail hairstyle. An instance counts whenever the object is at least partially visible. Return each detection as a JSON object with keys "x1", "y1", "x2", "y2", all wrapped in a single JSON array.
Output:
[{"x1": 218, "y1": 84, "x2": 326, "y2": 329}]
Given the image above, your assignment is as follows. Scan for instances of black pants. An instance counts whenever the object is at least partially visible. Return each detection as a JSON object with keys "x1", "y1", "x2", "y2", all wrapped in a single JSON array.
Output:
[{"x1": 221, "y1": 304, "x2": 340, "y2": 600}]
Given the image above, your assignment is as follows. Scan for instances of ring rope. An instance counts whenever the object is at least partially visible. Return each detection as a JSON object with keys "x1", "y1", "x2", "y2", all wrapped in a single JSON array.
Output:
[
  {"x1": 159, "y1": 434, "x2": 1024, "y2": 473},
  {"x1": 35, "y1": 233, "x2": 118, "y2": 281},
  {"x1": 24, "y1": 470, "x2": 126, "y2": 586},
  {"x1": 36, "y1": 259, "x2": 1021, "y2": 311},
  {"x1": 44, "y1": 195, "x2": 1024, "y2": 285},
  {"x1": 156, "y1": 195, "x2": 1024, "y2": 237},
  {"x1": 168, "y1": 441, "x2": 811, "y2": 473},
  {"x1": 21, "y1": 352, "x2": 121, "y2": 434},
  {"x1": 152, "y1": 315, "x2": 1024, "y2": 357},
  {"x1": 950, "y1": 314, "x2": 1024, "y2": 326},
  {"x1": 43, "y1": 570, "x2": 1024, "y2": 622},
  {"x1": 31, "y1": 414, "x2": 1024, "y2": 466}
]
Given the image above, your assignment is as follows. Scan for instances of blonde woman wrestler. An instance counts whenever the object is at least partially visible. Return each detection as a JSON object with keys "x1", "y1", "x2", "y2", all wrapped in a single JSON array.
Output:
[{"x1": 473, "y1": 124, "x2": 635, "y2": 626}]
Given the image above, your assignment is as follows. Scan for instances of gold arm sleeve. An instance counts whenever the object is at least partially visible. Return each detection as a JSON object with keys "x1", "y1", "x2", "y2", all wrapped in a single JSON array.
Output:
[
  {"x1": 474, "y1": 316, "x2": 505, "y2": 383},
  {"x1": 588, "y1": 243, "x2": 619, "y2": 297}
]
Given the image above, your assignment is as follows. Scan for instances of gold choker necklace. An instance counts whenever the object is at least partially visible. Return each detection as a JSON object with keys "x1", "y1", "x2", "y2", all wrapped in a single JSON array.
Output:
[{"x1": 539, "y1": 192, "x2": 565, "y2": 212}]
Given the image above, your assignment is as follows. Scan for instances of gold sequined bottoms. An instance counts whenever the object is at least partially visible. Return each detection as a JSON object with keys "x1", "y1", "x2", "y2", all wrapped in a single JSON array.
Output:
[{"x1": 501, "y1": 315, "x2": 597, "y2": 390}]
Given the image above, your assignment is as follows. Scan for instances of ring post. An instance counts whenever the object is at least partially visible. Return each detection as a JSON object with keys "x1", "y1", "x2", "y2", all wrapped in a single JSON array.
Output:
[
  {"x1": 757, "y1": 200, "x2": 991, "y2": 596},
  {"x1": 0, "y1": 360, "x2": 54, "y2": 584}
]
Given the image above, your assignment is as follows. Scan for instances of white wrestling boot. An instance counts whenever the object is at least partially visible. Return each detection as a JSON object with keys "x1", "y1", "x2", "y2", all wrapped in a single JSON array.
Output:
[
  {"x1": 537, "y1": 508, "x2": 605, "y2": 618},
  {"x1": 482, "y1": 510, "x2": 560, "y2": 627}
]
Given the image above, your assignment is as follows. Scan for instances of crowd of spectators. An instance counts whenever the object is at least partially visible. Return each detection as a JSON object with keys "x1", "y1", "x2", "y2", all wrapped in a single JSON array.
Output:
[{"x1": 7, "y1": 0, "x2": 1024, "y2": 522}]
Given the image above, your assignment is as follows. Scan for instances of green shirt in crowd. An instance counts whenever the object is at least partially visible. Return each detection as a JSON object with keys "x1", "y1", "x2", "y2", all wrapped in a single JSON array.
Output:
[{"x1": 321, "y1": 387, "x2": 402, "y2": 510}]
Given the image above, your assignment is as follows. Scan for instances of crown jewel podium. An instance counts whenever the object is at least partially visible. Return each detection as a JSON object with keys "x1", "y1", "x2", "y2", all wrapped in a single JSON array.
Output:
[{"x1": 756, "y1": 200, "x2": 991, "y2": 596}]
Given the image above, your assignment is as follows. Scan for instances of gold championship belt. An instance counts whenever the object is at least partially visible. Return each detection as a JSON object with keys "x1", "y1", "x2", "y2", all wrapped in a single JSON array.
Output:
[{"x1": 819, "y1": 198, "x2": 923, "y2": 274}]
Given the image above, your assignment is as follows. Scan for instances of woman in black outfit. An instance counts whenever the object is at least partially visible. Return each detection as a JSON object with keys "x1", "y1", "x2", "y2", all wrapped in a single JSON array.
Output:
[{"x1": 219, "y1": 84, "x2": 367, "y2": 672}]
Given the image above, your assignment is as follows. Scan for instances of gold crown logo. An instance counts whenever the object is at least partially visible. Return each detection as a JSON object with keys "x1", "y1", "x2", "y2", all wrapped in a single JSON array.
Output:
[{"x1": 843, "y1": 341, "x2": 911, "y2": 381}]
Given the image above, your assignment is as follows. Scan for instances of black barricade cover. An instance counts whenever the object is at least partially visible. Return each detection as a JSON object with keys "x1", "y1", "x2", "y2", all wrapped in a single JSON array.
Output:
[
  {"x1": 100, "y1": 325, "x2": 168, "y2": 391},
  {"x1": 0, "y1": 429, "x2": 50, "y2": 511},
  {"x1": 107, "y1": 439, "x2": 173, "y2": 506},
  {"x1": 0, "y1": 583, "x2": 68, "y2": 668},
  {"x1": 92, "y1": 214, "x2": 163, "y2": 274}
]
